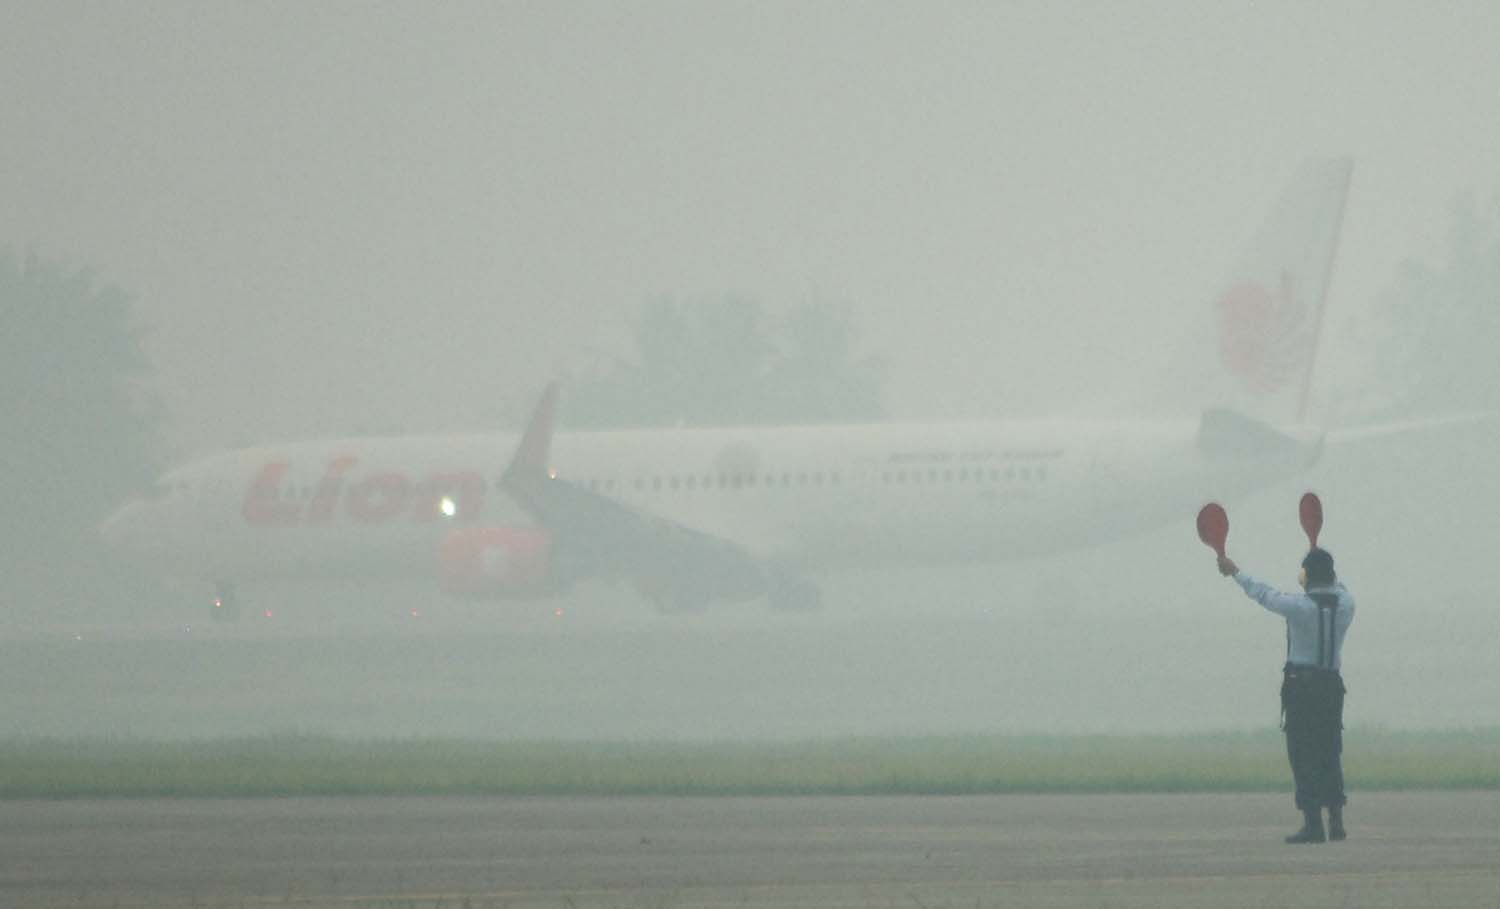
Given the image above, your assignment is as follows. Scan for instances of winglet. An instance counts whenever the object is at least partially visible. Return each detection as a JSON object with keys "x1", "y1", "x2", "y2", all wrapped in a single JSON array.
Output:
[{"x1": 505, "y1": 382, "x2": 560, "y2": 480}]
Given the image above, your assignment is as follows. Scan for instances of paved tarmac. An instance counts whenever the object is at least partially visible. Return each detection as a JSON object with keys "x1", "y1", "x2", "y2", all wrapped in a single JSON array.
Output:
[{"x1": 3, "y1": 791, "x2": 1498, "y2": 908}]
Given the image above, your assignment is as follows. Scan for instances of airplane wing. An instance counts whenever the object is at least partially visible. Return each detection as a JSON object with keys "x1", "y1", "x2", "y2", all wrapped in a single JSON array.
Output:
[
  {"x1": 499, "y1": 384, "x2": 787, "y2": 610},
  {"x1": 1198, "y1": 408, "x2": 1309, "y2": 460},
  {"x1": 1323, "y1": 410, "x2": 1497, "y2": 445}
]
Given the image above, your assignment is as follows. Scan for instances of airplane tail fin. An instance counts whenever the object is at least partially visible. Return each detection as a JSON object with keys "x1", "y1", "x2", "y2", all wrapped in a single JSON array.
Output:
[{"x1": 1167, "y1": 158, "x2": 1352, "y2": 428}]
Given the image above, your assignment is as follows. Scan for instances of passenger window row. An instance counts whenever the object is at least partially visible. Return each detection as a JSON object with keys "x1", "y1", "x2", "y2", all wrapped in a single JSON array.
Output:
[
  {"x1": 588, "y1": 472, "x2": 841, "y2": 494},
  {"x1": 260, "y1": 462, "x2": 1050, "y2": 500},
  {"x1": 582, "y1": 463, "x2": 1048, "y2": 495}
]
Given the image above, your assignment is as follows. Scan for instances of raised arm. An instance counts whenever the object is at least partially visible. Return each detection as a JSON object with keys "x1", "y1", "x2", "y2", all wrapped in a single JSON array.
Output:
[{"x1": 1232, "y1": 572, "x2": 1310, "y2": 617}]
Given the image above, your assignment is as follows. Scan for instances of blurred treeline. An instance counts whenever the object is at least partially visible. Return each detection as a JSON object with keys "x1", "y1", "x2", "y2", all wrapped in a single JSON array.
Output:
[
  {"x1": 3, "y1": 196, "x2": 1497, "y2": 620},
  {"x1": 1371, "y1": 194, "x2": 1500, "y2": 420},
  {"x1": 0, "y1": 252, "x2": 164, "y2": 623},
  {"x1": 562, "y1": 295, "x2": 889, "y2": 429}
]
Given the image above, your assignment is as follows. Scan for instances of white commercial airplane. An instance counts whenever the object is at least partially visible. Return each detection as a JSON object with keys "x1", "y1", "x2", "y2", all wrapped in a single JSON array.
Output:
[{"x1": 101, "y1": 159, "x2": 1368, "y2": 620}]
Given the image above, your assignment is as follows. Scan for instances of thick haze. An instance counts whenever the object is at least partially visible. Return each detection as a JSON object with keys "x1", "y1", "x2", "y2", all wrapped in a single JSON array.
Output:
[
  {"x1": 4, "y1": 3, "x2": 1499, "y2": 742},
  {"x1": 5, "y1": 2, "x2": 1499, "y2": 450}
]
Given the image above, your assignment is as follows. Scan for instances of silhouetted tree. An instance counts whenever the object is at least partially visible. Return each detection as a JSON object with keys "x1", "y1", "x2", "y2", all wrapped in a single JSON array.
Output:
[
  {"x1": 1372, "y1": 196, "x2": 1500, "y2": 418},
  {"x1": 0, "y1": 251, "x2": 163, "y2": 614},
  {"x1": 565, "y1": 296, "x2": 886, "y2": 428},
  {"x1": 766, "y1": 302, "x2": 886, "y2": 423}
]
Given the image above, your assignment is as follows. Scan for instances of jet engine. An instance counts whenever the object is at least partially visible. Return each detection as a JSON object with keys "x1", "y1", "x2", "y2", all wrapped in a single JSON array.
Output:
[{"x1": 437, "y1": 527, "x2": 554, "y2": 598}]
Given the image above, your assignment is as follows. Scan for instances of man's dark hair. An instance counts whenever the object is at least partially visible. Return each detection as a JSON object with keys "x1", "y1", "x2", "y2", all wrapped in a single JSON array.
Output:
[{"x1": 1302, "y1": 547, "x2": 1336, "y2": 585}]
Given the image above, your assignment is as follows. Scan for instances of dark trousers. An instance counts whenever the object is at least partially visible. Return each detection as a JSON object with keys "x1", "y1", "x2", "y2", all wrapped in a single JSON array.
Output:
[{"x1": 1281, "y1": 666, "x2": 1346, "y2": 811}]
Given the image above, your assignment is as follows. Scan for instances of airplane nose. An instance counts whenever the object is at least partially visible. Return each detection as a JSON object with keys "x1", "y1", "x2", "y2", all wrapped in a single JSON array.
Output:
[{"x1": 97, "y1": 501, "x2": 142, "y2": 550}]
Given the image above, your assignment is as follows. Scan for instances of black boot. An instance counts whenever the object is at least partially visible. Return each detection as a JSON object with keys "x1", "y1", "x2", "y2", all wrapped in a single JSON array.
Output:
[
  {"x1": 1285, "y1": 808, "x2": 1326, "y2": 844},
  {"x1": 1327, "y1": 805, "x2": 1346, "y2": 841}
]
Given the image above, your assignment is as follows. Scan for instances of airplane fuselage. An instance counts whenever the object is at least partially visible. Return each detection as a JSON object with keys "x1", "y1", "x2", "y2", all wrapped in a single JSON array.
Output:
[{"x1": 104, "y1": 418, "x2": 1318, "y2": 587}]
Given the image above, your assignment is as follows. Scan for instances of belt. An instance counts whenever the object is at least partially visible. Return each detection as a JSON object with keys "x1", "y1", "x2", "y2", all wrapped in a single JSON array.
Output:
[{"x1": 1284, "y1": 663, "x2": 1339, "y2": 676}]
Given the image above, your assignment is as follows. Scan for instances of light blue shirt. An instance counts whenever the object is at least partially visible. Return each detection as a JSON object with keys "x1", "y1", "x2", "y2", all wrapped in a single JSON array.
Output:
[{"x1": 1233, "y1": 573, "x2": 1355, "y2": 671}]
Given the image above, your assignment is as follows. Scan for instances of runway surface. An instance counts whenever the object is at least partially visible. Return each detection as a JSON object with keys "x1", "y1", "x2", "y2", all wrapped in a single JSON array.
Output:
[{"x1": 3, "y1": 791, "x2": 1497, "y2": 908}]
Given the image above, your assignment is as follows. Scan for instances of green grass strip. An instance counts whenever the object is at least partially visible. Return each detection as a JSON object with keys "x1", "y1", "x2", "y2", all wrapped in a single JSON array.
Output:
[{"x1": 2, "y1": 729, "x2": 1497, "y2": 799}]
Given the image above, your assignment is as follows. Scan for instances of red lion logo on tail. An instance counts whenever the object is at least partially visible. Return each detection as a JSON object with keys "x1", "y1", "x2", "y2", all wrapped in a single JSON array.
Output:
[{"x1": 1216, "y1": 271, "x2": 1312, "y2": 395}]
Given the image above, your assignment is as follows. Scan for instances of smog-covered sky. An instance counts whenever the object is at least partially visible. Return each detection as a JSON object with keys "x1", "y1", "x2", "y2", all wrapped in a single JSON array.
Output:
[{"x1": 4, "y1": 1, "x2": 1498, "y2": 453}]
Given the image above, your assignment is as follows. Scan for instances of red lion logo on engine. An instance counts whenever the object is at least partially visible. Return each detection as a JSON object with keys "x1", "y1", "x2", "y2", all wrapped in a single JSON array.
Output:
[{"x1": 1216, "y1": 271, "x2": 1313, "y2": 395}]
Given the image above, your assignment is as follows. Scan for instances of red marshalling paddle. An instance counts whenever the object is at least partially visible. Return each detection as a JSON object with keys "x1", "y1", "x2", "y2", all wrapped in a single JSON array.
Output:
[
  {"x1": 1196, "y1": 503, "x2": 1229, "y2": 558},
  {"x1": 1300, "y1": 492, "x2": 1323, "y2": 549}
]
